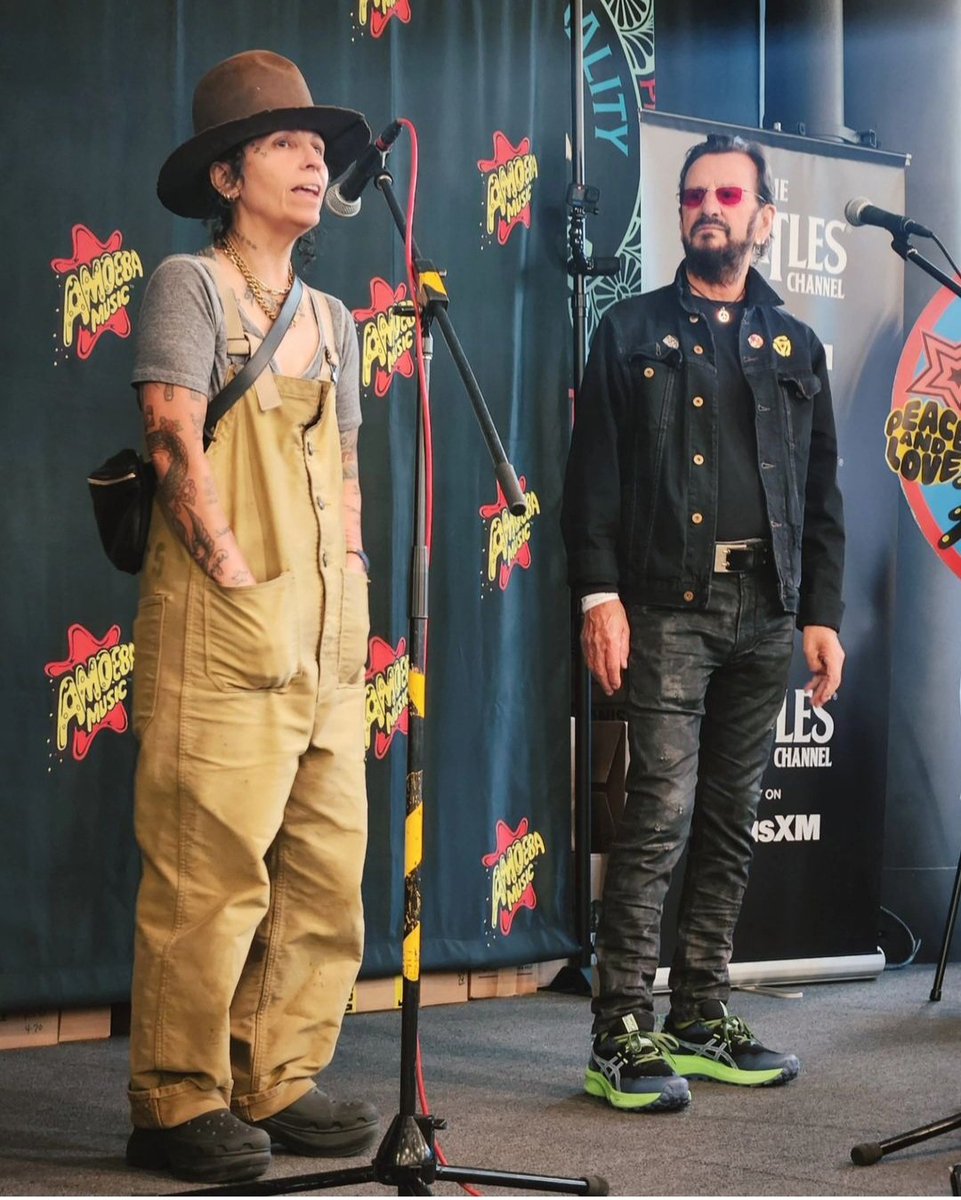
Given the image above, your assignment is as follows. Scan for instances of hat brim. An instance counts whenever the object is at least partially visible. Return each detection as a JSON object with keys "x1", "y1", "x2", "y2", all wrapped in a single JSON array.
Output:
[{"x1": 157, "y1": 105, "x2": 371, "y2": 218}]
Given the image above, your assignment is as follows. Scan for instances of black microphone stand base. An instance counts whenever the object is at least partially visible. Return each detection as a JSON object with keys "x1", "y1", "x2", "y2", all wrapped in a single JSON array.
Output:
[{"x1": 177, "y1": 1111, "x2": 608, "y2": 1197}]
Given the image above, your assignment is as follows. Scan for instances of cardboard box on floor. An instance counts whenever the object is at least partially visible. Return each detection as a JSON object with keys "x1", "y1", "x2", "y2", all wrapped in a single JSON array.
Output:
[
  {"x1": 468, "y1": 963, "x2": 538, "y2": 999},
  {"x1": 0, "y1": 1010, "x2": 59, "y2": 1051},
  {"x1": 347, "y1": 972, "x2": 468, "y2": 1014},
  {"x1": 59, "y1": 1007, "x2": 112, "y2": 1043}
]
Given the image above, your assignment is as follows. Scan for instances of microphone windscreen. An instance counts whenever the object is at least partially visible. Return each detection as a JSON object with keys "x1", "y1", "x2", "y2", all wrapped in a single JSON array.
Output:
[{"x1": 844, "y1": 197, "x2": 870, "y2": 226}]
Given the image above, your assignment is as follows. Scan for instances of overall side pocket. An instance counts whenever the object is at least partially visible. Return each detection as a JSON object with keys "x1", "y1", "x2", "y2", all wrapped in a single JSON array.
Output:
[
  {"x1": 132, "y1": 594, "x2": 166, "y2": 738},
  {"x1": 338, "y1": 568, "x2": 371, "y2": 687}
]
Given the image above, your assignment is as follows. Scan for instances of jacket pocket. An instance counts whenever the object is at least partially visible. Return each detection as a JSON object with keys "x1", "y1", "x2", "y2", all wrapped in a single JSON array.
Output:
[
  {"x1": 132, "y1": 594, "x2": 165, "y2": 738},
  {"x1": 204, "y1": 572, "x2": 300, "y2": 692},
  {"x1": 338, "y1": 568, "x2": 371, "y2": 687}
]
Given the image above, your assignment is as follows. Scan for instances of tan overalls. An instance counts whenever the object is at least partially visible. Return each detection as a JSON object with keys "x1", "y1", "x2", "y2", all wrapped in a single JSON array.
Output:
[{"x1": 128, "y1": 274, "x2": 369, "y2": 1129}]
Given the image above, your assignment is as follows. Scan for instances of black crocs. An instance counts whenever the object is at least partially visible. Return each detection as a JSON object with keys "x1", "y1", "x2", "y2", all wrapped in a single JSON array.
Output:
[
  {"x1": 253, "y1": 1086, "x2": 379, "y2": 1156},
  {"x1": 126, "y1": 1109, "x2": 272, "y2": 1183}
]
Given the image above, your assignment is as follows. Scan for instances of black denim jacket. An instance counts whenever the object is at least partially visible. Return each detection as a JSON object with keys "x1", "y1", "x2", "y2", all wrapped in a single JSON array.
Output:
[{"x1": 561, "y1": 264, "x2": 844, "y2": 629}]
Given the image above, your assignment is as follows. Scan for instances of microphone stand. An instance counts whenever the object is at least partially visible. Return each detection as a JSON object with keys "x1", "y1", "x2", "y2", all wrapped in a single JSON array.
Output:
[
  {"x1": 889, "y1": 235, "x2": 961, "y2": 302},
  {"x1": 849, "y1": 230, "x2": 961, "y2": 1191},
  {"x1": 178, "y1": 165, "x2": 607, "y2": 1198}
]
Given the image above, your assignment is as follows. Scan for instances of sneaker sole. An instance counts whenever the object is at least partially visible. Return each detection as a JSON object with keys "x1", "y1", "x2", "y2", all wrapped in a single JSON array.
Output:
[
  {"x1": 669, "y1": 1053, "x2": 800, "y2": 1087},
  {"x1": 584, "y1": 1067, "x2": 691, "y2": 1111}
]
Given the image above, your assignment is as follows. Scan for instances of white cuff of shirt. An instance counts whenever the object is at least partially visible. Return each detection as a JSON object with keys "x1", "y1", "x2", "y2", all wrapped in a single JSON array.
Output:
[{"x1": 581, "y1": 591, "x2": 620, "y2": 614}]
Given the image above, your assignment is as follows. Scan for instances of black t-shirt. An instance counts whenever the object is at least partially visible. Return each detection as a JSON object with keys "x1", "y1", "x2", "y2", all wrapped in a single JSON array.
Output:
[{"x1": 690, "y1": 296, "x2": 768, "y2": 541}]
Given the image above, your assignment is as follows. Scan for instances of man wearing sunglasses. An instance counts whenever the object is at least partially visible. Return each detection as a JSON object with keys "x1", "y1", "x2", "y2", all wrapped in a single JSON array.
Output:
[{"x1": 562, "y1": 133, "x2": 844, "y2": 1113}]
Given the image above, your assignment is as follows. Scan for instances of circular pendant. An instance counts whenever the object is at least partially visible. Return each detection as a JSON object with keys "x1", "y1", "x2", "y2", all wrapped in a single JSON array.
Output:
[{"x1": 716, "y1": 306, "x2": 731, "y2": 324}]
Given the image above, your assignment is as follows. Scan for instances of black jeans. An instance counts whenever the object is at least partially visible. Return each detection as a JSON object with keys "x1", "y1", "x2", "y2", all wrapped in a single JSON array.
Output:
[{"x1": 592, "y1": 568, "x2": 795, "y2": 1031}]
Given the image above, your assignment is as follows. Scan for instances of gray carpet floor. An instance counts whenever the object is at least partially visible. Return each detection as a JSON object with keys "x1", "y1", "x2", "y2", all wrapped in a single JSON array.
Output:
[{"x1": 2, "y1": 964, "x2": 961, "y2": 1197}]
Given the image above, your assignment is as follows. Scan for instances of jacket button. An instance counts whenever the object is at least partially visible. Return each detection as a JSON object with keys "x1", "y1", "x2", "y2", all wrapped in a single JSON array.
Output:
[
  {"x1": 306, "y1": 441, "x2": 314, "y2": 456},
  {"x1": 643, "y1": 366, "x2": 655, "y2": 378},
  {"x1": 322, "y1": 550, "x2": 329, "y2": 567},
  {"x1": 693, "y1": 345, "x2": 704, "y2": 355},
  {"x1": 692, "y1": 396, "x2": 704, "y2": 408},
  {"x1": 691, "y1": 512, "x2": 703, "y2": 524},
  {"x1": 316, "y1": 495, "x2": 325, "y2": 509},
  {"x1": 689, "y1": 315, "x2": 699, "y2": 324},
  {"x1": 693, "y1": 453, "x2": 704, "y2": 466},
  {"x1": 683, "y1": 590, "x2": 695, "y2": 602}
]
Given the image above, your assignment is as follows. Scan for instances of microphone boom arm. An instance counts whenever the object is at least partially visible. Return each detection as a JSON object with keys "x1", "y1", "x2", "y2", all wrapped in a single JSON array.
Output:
[
  {"x1": 374, "y1": 167, "x2": 526, "y2": 515},
  {"x1": 889, "y1": 235, "x2": 961, "y2": 301}
]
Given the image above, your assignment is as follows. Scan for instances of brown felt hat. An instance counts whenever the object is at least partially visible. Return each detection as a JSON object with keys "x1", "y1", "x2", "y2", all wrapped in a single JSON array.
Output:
[{"x1": 157, "y1": 50, "x2": 371, "y2": 218}]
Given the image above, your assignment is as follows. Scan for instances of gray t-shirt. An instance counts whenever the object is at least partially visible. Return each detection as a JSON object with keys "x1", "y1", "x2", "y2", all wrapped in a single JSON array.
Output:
[{"x1": 131, "y1": 251, "x2": 361, "y2": 431}]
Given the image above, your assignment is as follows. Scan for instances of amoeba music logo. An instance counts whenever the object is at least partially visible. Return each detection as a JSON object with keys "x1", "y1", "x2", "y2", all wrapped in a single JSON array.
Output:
[
  {"x1": 481, "y1": 817, "x2": 547, "y2": 936},
  {"x1": 44, "y1": 623, "x2": 135, "y2": 762}
]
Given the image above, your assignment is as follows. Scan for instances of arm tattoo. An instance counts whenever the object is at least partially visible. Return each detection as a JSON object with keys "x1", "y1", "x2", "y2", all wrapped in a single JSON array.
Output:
[
  {"x1": 148, "y1": 415, "x2": 224, "y2": 577},
  {"x1": 340, "y1": 428, "x2": 359, "y2": 481}
]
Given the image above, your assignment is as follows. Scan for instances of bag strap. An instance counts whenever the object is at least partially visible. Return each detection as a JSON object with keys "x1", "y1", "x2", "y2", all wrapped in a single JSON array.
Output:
[{"x1": 203, "y1": 275, "x2": 304, "y2": 448}]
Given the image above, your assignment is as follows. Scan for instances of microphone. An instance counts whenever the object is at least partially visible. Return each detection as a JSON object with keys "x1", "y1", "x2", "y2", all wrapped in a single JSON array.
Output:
[
  {"x1": 844, "y1": 197, "x2": 934, "y2": 239},
  {"x1": 325, "y1": 120, "x2": 403, "y2": 218}
]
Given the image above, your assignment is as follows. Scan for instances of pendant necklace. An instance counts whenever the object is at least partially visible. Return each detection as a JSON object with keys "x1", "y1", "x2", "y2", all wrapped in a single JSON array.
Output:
[
  {"x1": 220, "y1": 236, "x2": 298, "y2": 326},
  {"x1": 689, "y1": 281, "x2": 746, "y2": 325}
]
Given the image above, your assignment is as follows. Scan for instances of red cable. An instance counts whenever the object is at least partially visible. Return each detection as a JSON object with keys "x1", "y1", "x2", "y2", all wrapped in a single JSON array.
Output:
[
  {"x1": 397, "y1": 118, "x2": 435, "y2": 555},
  {"x1": 399, "y1": 119, "x2": 475, "y2": 1195},
  {"x1": 416, "y1": 1034, "x2": 483, "y2": 1197}
]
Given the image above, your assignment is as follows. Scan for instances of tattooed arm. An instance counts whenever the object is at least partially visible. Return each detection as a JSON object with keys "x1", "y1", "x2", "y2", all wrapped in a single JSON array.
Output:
[
  {"x1": 141, "y1": 381, "x2": 255, "y2": 587},
  {"x1": 340, "y1": 427, "x2": 366, "y2": 573}
]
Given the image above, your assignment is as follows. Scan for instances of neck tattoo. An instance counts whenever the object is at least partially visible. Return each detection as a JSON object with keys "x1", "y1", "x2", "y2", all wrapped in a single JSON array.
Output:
[
  {"x1": 688, "y1": 280, "x2": 747, "y2": 325},
  {"x1": 220, "y1": 236, "x2": 297, "y2": 325}
]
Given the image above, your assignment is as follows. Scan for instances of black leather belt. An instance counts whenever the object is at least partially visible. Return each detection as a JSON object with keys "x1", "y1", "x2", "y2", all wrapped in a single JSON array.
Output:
[{"x1": 713, "y1": 540, "x2": 772, "y2": 573}]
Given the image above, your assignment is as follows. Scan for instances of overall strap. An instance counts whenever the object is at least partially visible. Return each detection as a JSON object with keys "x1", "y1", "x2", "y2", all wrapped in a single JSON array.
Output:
[
  {"x1": 313, "y1": 291, "x2": 340, "y2": 384},
  {"x1": 204, "y1": 276, "x2": 304, "y2": 447}
]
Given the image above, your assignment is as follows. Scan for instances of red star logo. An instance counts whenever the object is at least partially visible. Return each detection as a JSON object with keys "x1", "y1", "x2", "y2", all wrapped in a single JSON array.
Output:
[
  {"x1": 367, "y1": 0, "x2": 412, "y2": 37},
  {"x1": 353, "y1": 278, "x2": 416, "y2": 398},
  {"x1": 477, "y1": 133, "x2": 535, "y2": 245},
  {"x1": 481, "y1": 818, "x2": 539, "y2": 935},
  {"x1": 50, "y1": 224, "x2": 132, "y2": 360},
  {"x1": 907, "y1": 330, "x2": 961, "y2": 414},
  {"x1": 44, "y1": 624, "x2": 129, "y2": 760},
  {"x1": 479, "y1": 476, "x2": 533, "y2": 591},
  {"x1": 365, "y1": 635, "x2": 409, "y2": 758}
]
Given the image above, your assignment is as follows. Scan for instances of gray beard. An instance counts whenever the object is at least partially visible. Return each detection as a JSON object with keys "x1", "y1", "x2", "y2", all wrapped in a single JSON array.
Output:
[{"x1": 682, "y1": 234, "x2": 754, "y2": 286}]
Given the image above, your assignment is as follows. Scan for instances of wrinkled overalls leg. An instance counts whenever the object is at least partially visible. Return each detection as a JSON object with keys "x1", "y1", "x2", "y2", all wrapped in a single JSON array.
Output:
[{"x1": 128, "y1": 364, "x2": 369, "y2": 1130}]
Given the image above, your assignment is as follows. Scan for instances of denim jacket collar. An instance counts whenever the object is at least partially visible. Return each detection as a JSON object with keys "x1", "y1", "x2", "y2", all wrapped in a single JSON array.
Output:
[{"x1": 673, "y1": 263, "x2": 784, "y2": 315}]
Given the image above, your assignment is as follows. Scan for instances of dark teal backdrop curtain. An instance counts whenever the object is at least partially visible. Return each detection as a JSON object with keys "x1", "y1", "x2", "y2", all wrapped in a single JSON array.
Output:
[{"x1": 1, "y1": 0, "x2": 584, "y2": 1007}]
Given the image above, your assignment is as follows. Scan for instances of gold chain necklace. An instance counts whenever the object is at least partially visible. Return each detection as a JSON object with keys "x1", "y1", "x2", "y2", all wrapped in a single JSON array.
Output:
[
  {"x1": 220, "y1": 237, "x2": 296, "y2": 324},
  {"x1": 689, "y1": 280, "x2": 746, "y2": 325}
]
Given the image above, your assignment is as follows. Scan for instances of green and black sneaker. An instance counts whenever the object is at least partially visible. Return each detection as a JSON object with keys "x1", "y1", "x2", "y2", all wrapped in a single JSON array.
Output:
[
  {"x1": 664, "y1": 1000, "x2": 800, "y2": 1087},
  {"x1": 585, "y1": 1012, "x2": 691, "y2": 1112}
]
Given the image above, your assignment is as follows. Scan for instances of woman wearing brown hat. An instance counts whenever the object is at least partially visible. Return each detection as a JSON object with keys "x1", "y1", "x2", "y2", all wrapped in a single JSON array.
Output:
[{"x1": 125, "y1": 50, "x2": 377, "y2": 1184}]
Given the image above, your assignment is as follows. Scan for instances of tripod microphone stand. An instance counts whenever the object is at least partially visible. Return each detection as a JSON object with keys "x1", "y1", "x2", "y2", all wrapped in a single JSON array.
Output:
[{"x1": 180, "y1": 148, "x2": 607, "y2": 1200}]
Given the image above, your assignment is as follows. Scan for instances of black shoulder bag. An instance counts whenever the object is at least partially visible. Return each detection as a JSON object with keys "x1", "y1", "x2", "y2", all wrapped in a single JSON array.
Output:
[{"x1": 87, "y1": 277, "x2": 304, "y2": 575}]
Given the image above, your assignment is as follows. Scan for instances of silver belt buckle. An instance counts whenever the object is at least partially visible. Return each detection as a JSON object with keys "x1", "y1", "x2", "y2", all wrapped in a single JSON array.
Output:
[{"x1": 714, "y1": 541, "x2": 752, "y2": 573}]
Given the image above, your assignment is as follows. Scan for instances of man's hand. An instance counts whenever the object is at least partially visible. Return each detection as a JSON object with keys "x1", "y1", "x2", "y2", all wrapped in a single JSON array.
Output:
[
  {"x1": 802, "y1": 625, "x2": 845, "y2": 708},
  {"x1": 580, "y1": 599, "x2": 630, "y2": 696}
]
